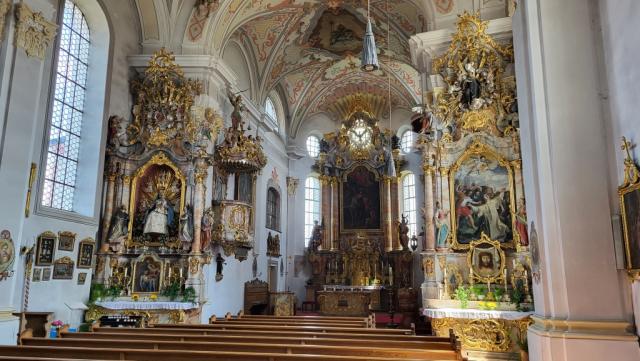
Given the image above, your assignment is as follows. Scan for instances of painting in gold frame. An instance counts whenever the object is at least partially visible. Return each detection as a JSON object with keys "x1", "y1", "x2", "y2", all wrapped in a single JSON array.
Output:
[
  {"x1": 131, "y1": 253, "x2": 163, "y2": 295},
  {"x1": 619, "y1": 137, "x2": 640, "y2": 272},
  {"x1": 77, "y1": 238, "x2": 95, "y2": 269},
  {"x1": 58, "y1": 231, "x2": 76, "y2": 251},
  {"x1": 449, "y1": 141, "x2": 517, "y2": 250},
  {"x1": 52, "y1": 256, "x2": 74, "y2": 280},
  {"x1": 35, "y1": 231, "x2": 56, "y2": 266},
  {"x1": 340, "y1": 165, "x2": 382, "y2": 231},
  {"x1": 467, "y1": 233, "x2": 506, "y2": 285}
]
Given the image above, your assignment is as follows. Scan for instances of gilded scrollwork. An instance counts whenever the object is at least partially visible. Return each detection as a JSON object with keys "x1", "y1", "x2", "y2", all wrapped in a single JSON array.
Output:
[
  {"x1": 0, "y1": 1, "x2": 11, "y2": 50},
  {"x1": 14, "y1": 3, "x2": 58, "y2": 59},
  {"x1": 454, "y1": 318, "x2": 511, "y2": 352}
]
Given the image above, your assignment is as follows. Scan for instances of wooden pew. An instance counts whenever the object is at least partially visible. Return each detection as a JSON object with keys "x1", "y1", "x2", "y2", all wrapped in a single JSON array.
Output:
[
  {"x1": 0, "y1": 346, "x2": 447, "y2": 361},
  {"x1": 60, "y1": 331, "x2": 454, "y2": 350},
  {"x1": 210, "y1": 319, "x2": 368, "y2": 328},
  {"x1": 21, "y1": 337, "x2": 460, "y2": 360},
  {"x1": 152, "y1": 323, "x2": 413, "y2": 335},
  {"x1": 92, "y1": 326, "x2": 423, "y2": 341}
]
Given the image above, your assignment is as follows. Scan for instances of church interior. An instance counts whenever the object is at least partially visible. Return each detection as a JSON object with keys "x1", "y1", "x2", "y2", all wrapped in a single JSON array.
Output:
[{"x1": 0, "y1": 0, "x2": 638, "y2": 360}]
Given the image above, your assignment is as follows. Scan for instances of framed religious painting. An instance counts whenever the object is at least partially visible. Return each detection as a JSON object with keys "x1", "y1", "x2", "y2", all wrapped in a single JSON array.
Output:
[
  {"x1": 52, "y1": 257, "x2": 74, "y2": 280},
  {"x1": 619, "y1": 138, "x2": 640, "y2": 272},
  {"x1": 132, "y1": 253, "x2": 163, "y2": 295},
  {"x1": 32, "y1": 268, "x2": 41, "y2": 282},
  {"x1": 57, "y1": 231, "x2": 76, "y2": 252},
  {"x1": 42, "y1": 267, "x2": 51, "y2": 281},
  {"x1": 449, "y1": 141, "x2": 517, "y2": 250},
  {"x1": 77, "y1": 238, "x2": 95, "y2": 269},
  {"x1": 340, "y1": 166, "x2": 381, "y2": 231},
  {"x1": 468, "y1": 233, "x2": 506, "y2": 284},
  {"x1": 35, "y1": 231, "x2": 56, "y2": 266},
  {"x1": 77, "y1": 272, "x2": 87, "y2": 285}
]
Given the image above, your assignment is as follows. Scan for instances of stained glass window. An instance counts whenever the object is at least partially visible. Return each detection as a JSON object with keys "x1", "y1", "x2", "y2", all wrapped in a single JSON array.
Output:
[
  {"x1": 42, "y1": 0, "x2": 90, "y2": 211},
  {"x1": 304, "y1": 177, "x2": 321, "y2": 246}
]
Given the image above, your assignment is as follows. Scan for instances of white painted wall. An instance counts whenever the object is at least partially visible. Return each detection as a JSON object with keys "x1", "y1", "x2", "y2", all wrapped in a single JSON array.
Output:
[{"x1": 0, "y1": 0, "x2": 140, "y2": 343}]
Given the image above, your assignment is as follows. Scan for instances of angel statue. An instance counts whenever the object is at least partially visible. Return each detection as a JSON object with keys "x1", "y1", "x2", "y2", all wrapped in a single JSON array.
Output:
[
  {"x1": 228, "y1": 92, "x2": 245, "y2": 132},
  {"x1": 179, "y1": 205, "x2": 194, "y2": 251},
  {"x1": 143, "y1": 194, "x2": 174, "y2": 235}
]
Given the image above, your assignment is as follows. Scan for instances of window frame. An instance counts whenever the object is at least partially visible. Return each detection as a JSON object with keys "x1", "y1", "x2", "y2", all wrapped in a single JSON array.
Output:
[
  {"x1": 401, "y1": 172, "x2": 418, "y2": 238},
  {"x1": 400, "y1": 129, "x2": 414, "y2": 154},
  {"x1": 265, "y1": 186, "x2": 281, "y2": 232},
  {"x1": 34, "y1": 0, "x2": 111, "y2": 225},
  {"x1": 306, "y1": 135, "x2": 320, "y2": 158},
  {"x1": 304, "y1": 176, "x2": 321, "y2": 247}
]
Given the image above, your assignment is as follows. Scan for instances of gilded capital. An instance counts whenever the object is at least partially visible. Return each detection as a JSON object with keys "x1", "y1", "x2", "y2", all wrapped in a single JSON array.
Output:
[{"x1": 14, "y1": 3, "x2": 58, "y2": 59}]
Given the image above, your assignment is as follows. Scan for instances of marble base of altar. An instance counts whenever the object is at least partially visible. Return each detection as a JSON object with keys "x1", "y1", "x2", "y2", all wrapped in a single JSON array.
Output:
[
  {"x1": 425, "y1": 308, "x2": 533, "y2": 359},
  {"x1": 317, "y1": 289, "x2": 372, "y2": 317},
  {"x1": 87, "y1": 301, "x2": 201, "y2": 325}
]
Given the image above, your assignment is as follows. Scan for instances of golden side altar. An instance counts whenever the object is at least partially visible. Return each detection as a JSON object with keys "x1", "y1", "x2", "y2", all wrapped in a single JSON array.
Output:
[{"x1": 317, "y1": 285, "x2": 381, "y2": 317}]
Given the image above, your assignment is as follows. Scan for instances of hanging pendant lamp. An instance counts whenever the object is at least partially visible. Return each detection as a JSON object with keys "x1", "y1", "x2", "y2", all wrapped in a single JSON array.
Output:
[{"x1": 361, "y1": 1, "x2": 379, "y2": 72}]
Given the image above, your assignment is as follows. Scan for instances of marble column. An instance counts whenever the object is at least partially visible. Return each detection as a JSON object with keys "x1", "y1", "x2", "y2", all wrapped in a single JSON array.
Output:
[
  {"x1": 513, "y1": 1, "x2": 640, "y2": 360},
  {"x1": 383, "y1": 177, "x2": 393, "y2": 251},
  {"x1": 101, "y1": 172, "x2": 117, "y2": 243},
  {"x1": 423, "y1": 164, "x2": 436, "y2": 251},
  {"x1": 192, "y1": 161, "x2": 207, "y2": 254},
  {"x1": 390, "y1": 177, "x2": 400, "y2": 250},
  {"x1": 330, "y1": 178, "x2": 338, "y2": 250}
]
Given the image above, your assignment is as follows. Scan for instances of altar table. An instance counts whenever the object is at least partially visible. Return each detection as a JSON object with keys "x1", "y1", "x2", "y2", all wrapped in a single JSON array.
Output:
[{"x1": 86, "y1": 301, "x2": 201, "y2": 325}]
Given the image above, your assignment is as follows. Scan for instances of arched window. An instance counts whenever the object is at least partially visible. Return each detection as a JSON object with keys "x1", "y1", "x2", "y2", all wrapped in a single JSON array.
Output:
[
  {"x1": 400, "y1": 130, "x2": 414, "y2": 153},
  {"x1": 41, "y1": 0, "x2": 91, "y2": 211},
  {"x1": 306, "y1": 136, "x2": 320, "y2": 158},
  {"x1": 402, "y1": 173, "x2": 417, "y2": 237},
  {"x1": 265, "y1": 97, "x2": 277, "y2": 122},
  {"x1": 304, "y1": 176, "x2": 321, "y2": 246},
  {"x1": 266, "y1": 187, "x2": 280, "y2": 231}
]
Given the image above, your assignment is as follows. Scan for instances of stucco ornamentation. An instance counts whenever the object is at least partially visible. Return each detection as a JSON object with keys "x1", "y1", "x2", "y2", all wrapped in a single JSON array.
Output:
[
  {"x1": 0, "y1": 0, "x2": 11, "y2": 42},
  {"x1": 14, "y1": 3, "x2": 57, "y2": 59}
]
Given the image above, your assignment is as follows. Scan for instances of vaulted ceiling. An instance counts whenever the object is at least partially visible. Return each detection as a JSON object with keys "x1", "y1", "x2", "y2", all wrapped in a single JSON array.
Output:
[{"x1": 136, "y1": 0, "x2": 430, "y2": 137}]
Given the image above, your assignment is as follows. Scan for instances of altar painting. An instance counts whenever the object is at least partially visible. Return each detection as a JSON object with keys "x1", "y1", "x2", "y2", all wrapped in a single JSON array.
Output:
[
  {"x1": 341, "y1": 166, "x2": 381, "y2": 230},
  {"x1": 128, "y1": 153, "x2": 186, "y2": 246},
  {"x1": 132, "y1": 254, "x2": 163, "y2": 294},
  {"x1": 450, "y1": 143, "x2": 515, "y2": 249},
  {"x1": 621, "y1": 185, "x2": 640, "y2": 270}
]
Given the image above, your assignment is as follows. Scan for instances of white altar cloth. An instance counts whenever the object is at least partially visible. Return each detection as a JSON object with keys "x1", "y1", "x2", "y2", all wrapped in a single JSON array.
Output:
[
  {"x1": 95, "y1": 301, "x2": 197, "y2": 310},
  {"x1": 423, "y1": 308, "x2": 533, "y2": 320}
]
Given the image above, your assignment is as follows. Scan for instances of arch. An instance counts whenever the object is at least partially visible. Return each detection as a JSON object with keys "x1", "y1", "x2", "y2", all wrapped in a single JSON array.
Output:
[
  {"x1": 222, "y1": 38, "x2": 258, "y2": 101},
  {"x1": 304, "y1": 175, "x2": 321, "y2": 246}
]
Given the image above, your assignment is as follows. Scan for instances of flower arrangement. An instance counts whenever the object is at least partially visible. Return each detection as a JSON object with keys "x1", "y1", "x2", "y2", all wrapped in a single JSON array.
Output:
[
  {"x1": 131, "y1": 294, "x2": 140, "y2": 302},
  {"x1": 51, "y1": 320, "x2": 64, "y2": 328},
  {"x1": 149, "y1": 294, "x2": 158, "y2": 301}
]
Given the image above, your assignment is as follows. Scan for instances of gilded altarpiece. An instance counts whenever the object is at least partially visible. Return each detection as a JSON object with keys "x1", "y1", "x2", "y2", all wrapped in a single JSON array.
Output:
[
  {"x1": 90, "y1": 50, "x2": 223, "y2": 325},
  {"x1": 306, "y1": 110, "x2": 416, "y2": 317},
  {"x1": 417, "y1": 13, "x2": 533, "y2": 357}
]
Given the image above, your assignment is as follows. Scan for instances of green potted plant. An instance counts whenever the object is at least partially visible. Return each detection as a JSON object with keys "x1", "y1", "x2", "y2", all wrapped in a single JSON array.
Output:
[
  {"x1": 454, "y1": 286, "x2": 470, "y2": 309},
  {"x1": 182, "y1": 287, "x2": 197, "y2": 303},
  {"x1": 161, "y1": 281, "x2": 181, "y2": 301}
]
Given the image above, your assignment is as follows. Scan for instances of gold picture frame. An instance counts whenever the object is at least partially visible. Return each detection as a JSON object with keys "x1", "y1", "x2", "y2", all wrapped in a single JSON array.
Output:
[
  {"x1": 35, "y1": 231, "x2": 56, "y2": 266},
  {"x1": 467, "y1": 233, "x2": 506, "y2": 284},
  {"x1": 52, "y1": 256, "x2": 74, "y2": 280},
  {"x1": 449, "y1": 140, "x2": 517, "y2": 250},
  {"x1": 58, "y1": 231, "x2": 76, "y2": 251},
  {"x1": 131, "y1": 253, "x2": 164, "y2": 295},
  {"x1": 77, "y1": 238, "x2": 95, "y2": 269},
  {"x1": 619, "y1": 137, "x2": 640, "y2": 273},
  {"x1": 339, "y1": 165, "x2": 383, "y2": 233}
]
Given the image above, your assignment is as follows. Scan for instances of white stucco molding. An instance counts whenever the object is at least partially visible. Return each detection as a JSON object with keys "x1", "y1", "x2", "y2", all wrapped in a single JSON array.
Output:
[{"x1": 409, "y1": 16, "x2": 513, "y2": 74}]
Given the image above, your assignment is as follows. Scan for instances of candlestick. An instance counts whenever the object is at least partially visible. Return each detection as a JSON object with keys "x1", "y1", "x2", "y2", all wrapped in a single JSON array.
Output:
[{"x1": 503, "y1": 268, "x2": 508, "y2": 288}]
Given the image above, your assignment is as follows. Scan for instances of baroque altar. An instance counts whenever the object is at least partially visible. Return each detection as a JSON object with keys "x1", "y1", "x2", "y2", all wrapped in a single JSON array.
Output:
[
  {"x1": 91, "y1": 49, "x2": 267, "y2": 324},
  {"x1": 415, "y1": 13, "x2": 534, "y2": 358},
  {"x1": 305, "y1": 108, "x2": 417, "y2": 316}
]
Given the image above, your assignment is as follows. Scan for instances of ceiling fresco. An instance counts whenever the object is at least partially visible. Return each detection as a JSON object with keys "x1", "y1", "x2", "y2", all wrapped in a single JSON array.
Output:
[{"x1": 193, "y1": 0, "x2": 428, "y2": 136}]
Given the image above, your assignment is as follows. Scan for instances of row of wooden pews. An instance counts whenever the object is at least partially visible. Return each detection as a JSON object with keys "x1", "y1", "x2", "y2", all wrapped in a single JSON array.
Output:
[{"x1": 2, "y1": 314, "x2": 465, "y2": 361}]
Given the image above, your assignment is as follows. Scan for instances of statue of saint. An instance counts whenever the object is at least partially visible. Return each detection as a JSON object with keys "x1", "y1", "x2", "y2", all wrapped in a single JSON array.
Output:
[
  {"x1": 398, "y1": 214, "x2": 410, "y2": 250},
  {"x1": 180, "y1": 206, "x2": 194, "y2": 250},
  {"x1": 309, "y1": 220, "x2": 323, "y2": 251},
  {"x1": 143, "y1": 195, "x2": 173, "y2": 235},
  {"x1": 201, "y1": 208, "x2": 214, "y2": 250},
  {"x1": 228, "y1": 92, "x2": 245, "y2": 132},
  {"x1": 107, "y1": 206, "x2": 129, "y2": 252}
]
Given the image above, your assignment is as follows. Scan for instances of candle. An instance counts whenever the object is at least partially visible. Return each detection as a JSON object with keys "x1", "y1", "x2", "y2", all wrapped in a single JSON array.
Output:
[
  {"x1": 124, "y1": 266, "x2": 128, "y2": 278},
  {"x1": 389, "y1": 266, "x2": 394, "y2": 286},
  {"x1": 180, "y1": 267, "x2": 183, "y2": 279}
]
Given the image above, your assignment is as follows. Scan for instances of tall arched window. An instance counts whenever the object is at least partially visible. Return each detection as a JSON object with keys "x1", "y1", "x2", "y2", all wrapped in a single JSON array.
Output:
[
  {"x1": 306, "y1": 136, "x2": 320, "y2": 158},
  {"x1": 304, "y1": 176, "x2": 321, "y2": 246},
  {"x1": 266, "y1": 187, "x2": 280, "y2": 231},
  {"x1": 400, "y1": 130, "x2": 414, "y2": 153},
  {"x1": 41, "y1": 0, "x2": 90, "y2": 211},
  {"x1": 402, "y1": 173, "x2": 417, "y2": 237},
  {"x1": 265, "y1": 97, "x2": 277, "y2": 122}
]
